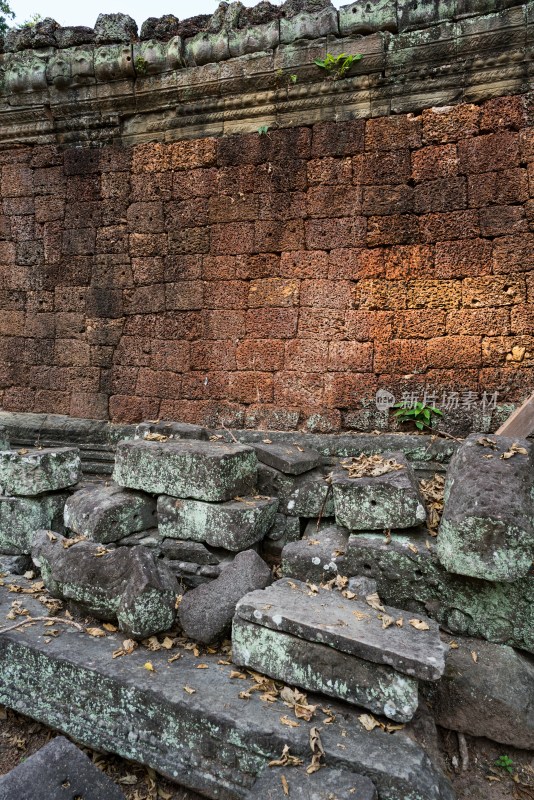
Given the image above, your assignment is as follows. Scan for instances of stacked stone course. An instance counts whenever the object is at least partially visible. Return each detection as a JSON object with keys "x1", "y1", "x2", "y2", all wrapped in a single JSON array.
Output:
[{"x1": 0, "y1": 93, "x2": 532, "y2": 431}]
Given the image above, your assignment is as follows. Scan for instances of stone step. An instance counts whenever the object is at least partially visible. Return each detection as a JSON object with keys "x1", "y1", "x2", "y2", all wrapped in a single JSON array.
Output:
[
  {"x1": 331, "y1": 452, "x2": 426, "y2": 531},
  {"x1": 157, "y1": 494, "x2": 278, "y2": 551},
  {"x1": 0, "y1": 736, "x2": 125, "y2": 800},
  {"x1": 113, "y1": 439, "x2": 257, "y2": 502},
  {"x1": 0, "y1": 580, "x2": 454, "y2": 800},
  {"x1": 64, "y1": 482, "x2": 157, "y2": 543},
  {"x1": 232, "y1": 616, "x2": 419, "y2": 722},
  {"x1": 235, "y1": 578, "x2": 446, "y2": 681},
  {"x1": 437, "y1": 433, "x2": 534, "y2": 581},
  {"x1": 251, "y1": 442, "x2": 321, "y2": 475},
  {"x1": 246, "y1": 766, "x2": 377, "y2": 799},
  {"x1": 0, "y1": 447, "x2": 81, "y2": 497}
]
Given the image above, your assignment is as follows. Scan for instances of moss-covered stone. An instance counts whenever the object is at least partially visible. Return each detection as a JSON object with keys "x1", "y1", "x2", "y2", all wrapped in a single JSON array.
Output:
[
  {"x1": 0, "y1": 493, "x2": 68, "y2": 555},
  {"x1": 257, "y1": 464, "x2": 334, "y2": 517},
  {"x1": 0, "y1": 448, "x2": 81, "y2": 497},
  {"x1": 64, "y1": 482, "x2": 157, "y2": 544}
]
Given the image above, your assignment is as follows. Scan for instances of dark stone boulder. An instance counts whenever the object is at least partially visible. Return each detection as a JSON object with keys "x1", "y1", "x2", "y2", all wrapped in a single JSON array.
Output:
[
  {"x1": 281, "y1": 0, "x2": 334, "y2": 18},
  {"x1": 0, "y1": 736, "x2": 125, "y2": 800},
  {"x1": 140, "y1": 15, "x2": 181, "y2": 41},
  {"x1": 55, "y1": 26, "x2": 96, "y2": 47},
  {"x1": 32, "y1": 530, "x2": 177, "y2": 639},
  {"x1": 238, "y1": 1, "x2": 284, "y2": 27},
  {"x1": 94, "y1": 13, "x2": 138, "y2": 44},
  {"x1": 175, "y1": 15, "x2": 211, "y2": 38},
  {"x1": 178, "y1": 549, "x2": 272, "y2": 644}
]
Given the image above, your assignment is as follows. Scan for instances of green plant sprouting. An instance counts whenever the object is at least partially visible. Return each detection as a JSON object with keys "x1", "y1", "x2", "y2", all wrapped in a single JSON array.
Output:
[
  {"x1": 314, "y1": 52, "x2": 362, "y2": 80},
  {"x1": 393, "y1": 401, "x2": 443, "y2": 431},
  {"x1": 257, "y1": 125, "x2": 269, "y2": 136},
  {"x1": 494, "y1": 755, "x2": 514, "y2": 774},
  {"x1": 134, "y1": 56, "x2": 149, "y2": 76}
]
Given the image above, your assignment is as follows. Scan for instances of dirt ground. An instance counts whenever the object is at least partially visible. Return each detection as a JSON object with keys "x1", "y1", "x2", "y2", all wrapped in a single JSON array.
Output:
[{"x1": 1, "y1": 706, "x2": 533, "y2": 800}]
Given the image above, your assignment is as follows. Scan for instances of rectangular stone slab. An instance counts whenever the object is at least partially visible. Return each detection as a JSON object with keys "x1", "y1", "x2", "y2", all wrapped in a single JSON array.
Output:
[
  {"x1": 113, "y1": 439, "x2": 257, "y2": 501},
  {"x1": 0, "y1": 582, "x2": 454, "y2": 800},
  {"x1": 257, "y1": 464, "x2": 334, "y2": 517},
  {"x1": 63, "y1": 482, "x2": 157, "y2": 543},
  {"x1": 232, "y1": 617, "x2": 419, "y2": 722},
  {"x1": 252, "y1": 443, "x2": 321, "y2": 475},
  {"x1": 0, "y1": 447, "x2": 81, "y2": 496},
  {"x1": 331, "y1": 453, "x2": 426, "y2": 531},
  {"x1": 0, "y1": 427, "x2": 9, "y2": 450},
  {"x1": 437, "y1": 433, "x2": 534, "y2": 581},
  {"x1": 235, "y1": 578, "x2": 445, "y2": 680},
  {"x1": 157, "y1": 495, "x2": 278, "y2": 551},
  {"x1": 247, "y1": 766, "x2": 377, "y2": 799},
  {"x1": 0, "y1": 492, "x2": 68, "y2": 555},
  {"x1": 0, "y1": 736, "x2": 125, "y2": 800}
]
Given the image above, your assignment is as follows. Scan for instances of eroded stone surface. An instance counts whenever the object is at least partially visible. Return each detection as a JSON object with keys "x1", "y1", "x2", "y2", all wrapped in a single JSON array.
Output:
[
  {"x1": 0, "y1": 448, "x2": 81, "y2": 497},
  {"x1": 0, "y1": 736, "x2": 125, "y2": 800},
  {"x1": 232, "y1": 617, "x2": 419, "y2": 722},
  {"x1": 32, "y1": 531, "x2": 177, "y2": 639},
  {"x1": 257, "y1": 464, "x2": 334, "y2": 517},
  {"x1": 135, "y1": 420, "x2": 208, "y2": 441},
  {"x1": 252, "y1": 442, "x2": 321, "y2": 475},
  {"x1": 423, "y1": 635, "x2": 534, "y2": 750},
  {"x1": 0, "y1": 493, "x2": 68, "y2": 555},
  {"x1": 64, "y1": 482, "x2": 157, "y2": 543},
  {"x1": 0, "y1": 581, "x2": 455, "y2": 800},
  {"x1": 236, "y1": 578, "x2": 446, "y2": 680},
  {"x1": 437, "y1": 434, "x2": 534, "y2": 581},
  {"x1": 0, "y1": 428, "x2": 9, "y2": 451},
  {"x1": 282, "y1": 524, "x2": 351, "y2": 582},
  {"x1": 331, "y1": 453, "x2": 427, "y2": 531},
  {"x1": 158, "y1": 494, "x2": 278, "y2": 551},
  {"x1": 246, "y1": 765, "x2": 377, "y2": 799},
  {"x1": 179, "y1": 549, "x2": 272, "y2": 643},
  {"x1": 0, "y1": 553, "x2": 31, "y2": 574},
  {"x1": 113, "y1": 440, "x2": 257, "y2": 501}
]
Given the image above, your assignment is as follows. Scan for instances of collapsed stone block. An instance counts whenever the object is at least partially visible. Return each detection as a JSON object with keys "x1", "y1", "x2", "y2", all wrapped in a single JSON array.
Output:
[
  {"x1": 0, "y1": 493, "x2": 68, "y2": 555},
  {"x1": 246, "y1": 766, "x2": 377, "y2": 799},
  {"x1": 0, "y1": 553, "x2": 31, "y2": 574},
  {"x1": 0, "y1": 427, "x2": 9, "y2": 450},
  {"x1": 252, "y1": 441, "x2": 321, "y2": 475},
  {"x1": 0, "y1": 447, "x2": 81, "y2": 497},
  {"x1": 135, "y1": 420, "x2": 208, "y2": 440},
  {"x1": 178, "y1": 549, "x2": 272, "y2": 644},
  {"x1": 236, "y1": 578, "x2": 446, "y2": 680},
  {"x1": 32, "y1": 531, "x2": 177, "y2": 639},
  {"x1": 64, "y1": 482, "x2": 157, "y2": 543},
  {"x1": 113, "y1": 439, "x2": 257, "y2": 501},
  {"x1": 261, "y1": 513, "x2": 302, "y2": 559},
  {"x1": 257, "y1": 463, "x2": 334, "y2": 517},
  {"x1": 437, "y1": 433, "x2": 534, "y2": 581},
  {"x1": 331, "y1": 452, "x2": 427, "y2": 531},
  {"x1": 0, "y1": 736, "x2": 125, "y2": 800},
  {"x1": 232, "y1": 617, "x2": 419, "y2": 722},
  {"x1": 282, "y1": 524, "x2": 351, "y2": 582},
  {"x1": 157, "y1": 494, "x2": 278, "y2": 551},
  {"x1": 423, "y1": 635, "x2": 534, "y2": 750}
]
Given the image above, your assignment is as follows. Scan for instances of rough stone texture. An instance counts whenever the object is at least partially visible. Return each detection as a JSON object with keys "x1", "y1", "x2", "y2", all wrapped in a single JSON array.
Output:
[
  {"x1": 0, "y1": 582, "x2": 455, "y2": 800},
  {"x1": 0, "y1": 736, "x2": 125, "y2": 800},
  {"x1": 135, "y1": 421, "x2": 208, "y2": 441},
  {"x1": 64, "y1": 482, "x2": 157, "y2": 543},
  {"x1": 437, "y1": 433, "x2": 534, "y2": 581},
  {"x1": 0, "y1": 493, "x2": 68, "y2": 555},
  {"x1": 178, "y1": 549, "x2": 272, "y2": 643},
  {"x1": 252, "y1": 442, "x2": 321, "y2": 475},
  {"x1": 0, "y1": 553, "x2": 31, "y2": 574},
  {"x1": 94, "y1": 13, "x2": 138, "y2": 43},
  {"x1": 0, "y1": 448, "x2": 81, "y2": 497},
  {"x1": 236, "y1": 578, "x2": 446, "y2": 680},
  {"x1": 261, "y1": 513, "x2": 302, "y2": 559},
  {"x1": 113, "y1": 440, "x2": 257, "y2": 501},
  {"x1": 0, "y1": 428, "x2": 8, "y2": 450},
  {"x1": 283, "y1": 528, "x2": 534, "y2": 654},
  {"x1": 160, "y1": 538, "x2": 220, "y2": 563},
  {"x1": 257, "y1": 464, "x2": 334, "y2": 517},
  {"x1": 423, "y1": 635, "x2": 534, "y2": 750},
  {"x1": 232, "y1": 616, "x2": 419, "y2": 722},
  {"x1": 331, "y1": 452, "x2": 427, "y2": 530},
  {"x1": 32, "y1": 530, "x2": 177, "y2": 639},
  {"x1": 246, "y1": 766, "x2": 377, "y2": 799},
  {"x1": 157, "y1": 494, "x2": 278, "y2": 551}
]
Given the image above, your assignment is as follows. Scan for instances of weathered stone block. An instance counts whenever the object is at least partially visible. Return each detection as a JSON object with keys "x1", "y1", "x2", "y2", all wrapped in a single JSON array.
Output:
[
  {"x1": 64, "y1": 482, "x2": 157, "y2": 543},
  {"x1": 257, "y1": 463, "x2": 334, "y2": 517},
  {"x1": 32, "y1": 531, "x2": 177, "y2": 639},
  {"x1": 0, "y1": 581, "x2": 455, "y2": 800},
  {"x1": 331, "y1": 452, "x2": 427, "y2": 531},
  {"x1": 135, "y1": 420, "x2": 208, "y2": 440},
  {"x1": 232, "y1": 617, "x2": 419, "y2": 722},
  {"x1": 178, "y1": 549, "x2": 272, "y2": 643},
  {"x1": 0, "y1": 736, "x2": 125, "y2": 800},
  {"x1": 282, "y1": 524, "x2": 350, "y2": 582},
  {"x1": 0, "y1": 447, "x2": 81, "y2": 497},
  {"x1": 423, "y1": 635, "x2": 534, "y2": 750},
  {"x1": 252, "y1": 441, "x2": 321, "y2": 475},
  {"x1": 280, "y1": 7, "x2": 339, "y2": 43},
  {"x1": 0, "y1": 493, "x2": 68, "y2": 555},
  {"x1": 246, "y1": 766, "x2": 377, "y2": 799},
  {"x1": 113, "y1": 439, "x2": 257, "y2": 501},
  {"x1": 437, "y1": 433, "x2": 534, "y2": 581},
  {"x1": 0, "y1": 428, "x2": 9, "y2": 450},
  {"x1": 262, "y1": 513, "x2": 302, "y2": 559},
  {"x1": 340, "y1": 0, "x2": 398, "y2": 35},
  {"x1": 236, "y1": 578, "x2": 446, "y2": 680},
  {"x1": 0, "y1": 553, "x2": 31, "y2": 574},
  {"x1": 157, "y1": 494, "x2": 278, "y2": 551}
]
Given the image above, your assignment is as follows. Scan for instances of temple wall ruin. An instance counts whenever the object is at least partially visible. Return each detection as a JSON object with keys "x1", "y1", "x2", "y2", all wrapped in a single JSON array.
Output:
[{"x1": 0, "y1": 0, "x2": 532, "y2": 433}]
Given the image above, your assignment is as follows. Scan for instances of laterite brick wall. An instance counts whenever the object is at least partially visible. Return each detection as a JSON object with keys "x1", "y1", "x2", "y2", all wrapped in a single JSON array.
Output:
[{"x1": 0, "y1": 94, "x2": 533, "y2": 431}]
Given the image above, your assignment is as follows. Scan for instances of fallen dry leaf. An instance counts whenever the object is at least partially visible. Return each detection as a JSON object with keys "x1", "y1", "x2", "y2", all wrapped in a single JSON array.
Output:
[
  {"x1": 86, "y1": 627, "x2": 106, "y2": 638},
  {"x1": 144, "y1": 661, "x2": 155, "y2": 672},
  {"x1": 380, "y1": 614, "x2": 394, "y2": 629},
  {"x1": 281, "y1": 774, "x2": 289, "y2": 796},
  {"x1": 365, "y1": 593, "x2": 385, "y2": 612},
  {"x1": 501, "y1": 442, "x2": 528, "y2": 460},
  {"x1": 359, "y1": 714, "x2": 381, "y2": 732},
  {"x1": 409, "y1": 619, "x2": 430, "y2": 631},
  {"x1": 307, "y1": 726, "x2": 325, "y2": 775},
  {"x1": 280, "y1": 715, "x2": 300, "y2": 728},
  {"x1": 340, "y1": 454, "x2": 404, "y2": 479},
  {"x1": 471, "y1": 650, "x2": 478, "y2": 663},
  {"x1": 352, "y1": 609, "x2": 370, "y2": 621},
  {"x1": 103, "y1": 623, "x2": 118, "y2": 633},
  {"x1": 268, "y1": 745, "x2": 303, "y2": 768},
  {"x1": 183, "y1": 686, "x2": 196, "y2": 695}
]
